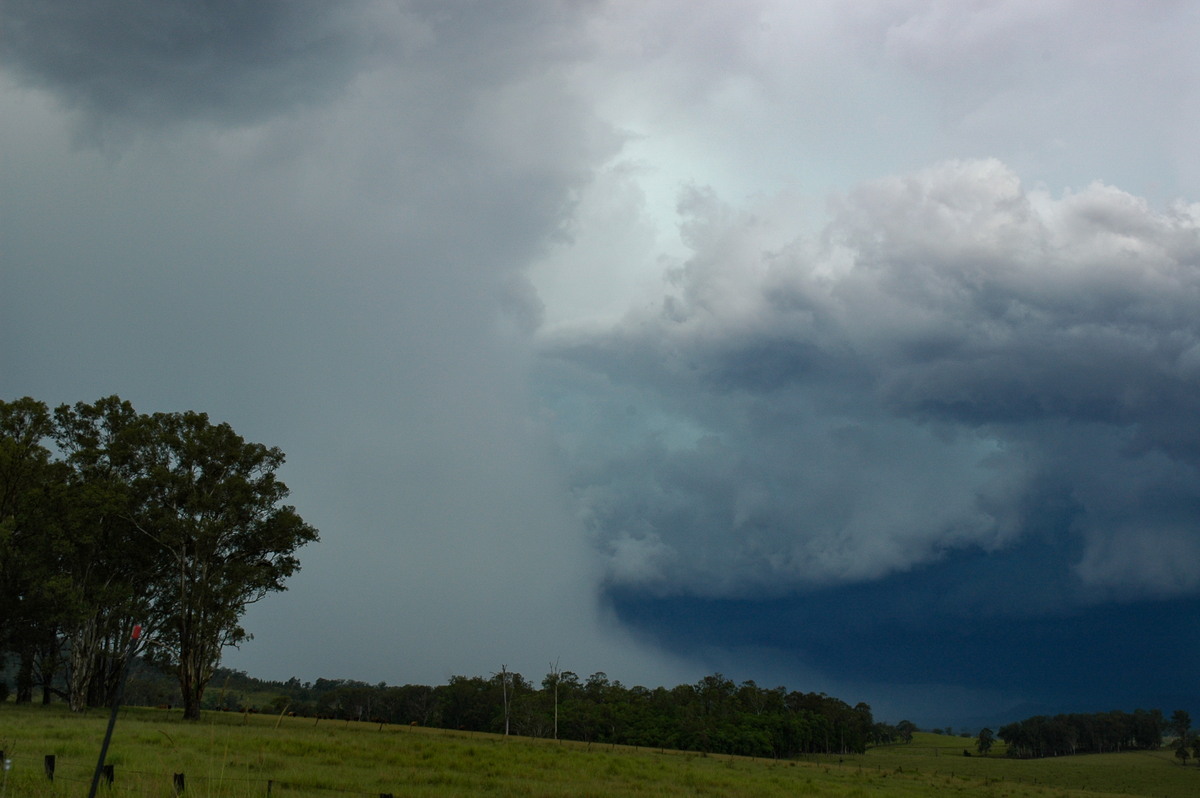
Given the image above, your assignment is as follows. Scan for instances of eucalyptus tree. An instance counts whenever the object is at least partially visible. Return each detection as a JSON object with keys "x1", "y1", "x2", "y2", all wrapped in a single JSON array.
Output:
[
  {"x1": 127, "y1": 409, "x2": 318, "y2": 720},
  {"x1": 6, "y1": 395, "x2": 318, "y2": 717},
  {"x1": 3, "y1": 396, "x2": 154, "y2": 707},
  {"x1": 495, "y1": 665, "x2": 513, "y2": 735},
  {"x1": 0, "y1": 397, "x2": 61, "y2": 702},
  {"x1": 52, "y1": 396, "x2": 154, "y2": 710},
  {"x1": 1171, "y1": 709, "x2": 1192, "y2": 741},
  {"x1": 545, "y1": 659, "x2": 563, "y2": 739}
]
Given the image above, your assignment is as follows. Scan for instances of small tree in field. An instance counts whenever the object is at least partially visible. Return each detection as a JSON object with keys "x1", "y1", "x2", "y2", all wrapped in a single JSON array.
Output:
[
  {"x1": 495, "y1": 665, "x2": 513, "y2": 736},
  {"x1": 1171, "y1": 710, "x2": 1191, "y2": 738},
  {"x1": 546, "y1": 658, "x2": 562, "y2": 740},
  {"x1": 976, "y1": 727, "x2": 994, "y2": 756}
]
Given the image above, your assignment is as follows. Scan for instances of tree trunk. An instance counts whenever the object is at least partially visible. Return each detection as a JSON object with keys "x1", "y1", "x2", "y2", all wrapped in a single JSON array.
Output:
[
  {"x1": 181, "y1": 688, "x2": 202, "y2": 720},
  {"x1": 67, "y1": 618, "x2": 102, "y2": 712},
  {"x1": 178, "y1": 643, "x2": 212, "y2": 721},
  {"x1": 16, "y1": 646, "x2": 34, "y2": 703},
  {"x1": 180, "y1": 658, "x2": 202, "y2": 720},
  {"x1": 36, "y1": 637, "x2": 62, "y2": 705}
]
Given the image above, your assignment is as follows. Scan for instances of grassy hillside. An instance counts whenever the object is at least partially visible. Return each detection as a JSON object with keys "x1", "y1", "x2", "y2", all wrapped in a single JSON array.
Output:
[{"x1": 1, "y1": 705, "x2": 1196, "y2": 797}]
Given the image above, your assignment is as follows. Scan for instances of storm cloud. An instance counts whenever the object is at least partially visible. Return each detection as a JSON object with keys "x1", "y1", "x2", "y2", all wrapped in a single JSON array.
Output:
[
  {"x1": 6, "y1": 1, "x2": 1200, "y2": 726},
  {"x1": 0, "y1": 0, "x2": 385, "y2": 133},
  {"x1": 542, "y1": 158, "x2": 1200, "y2": 605},
  {"x1": 0, "y1": 0, "x2": 681, "y2": 688}
]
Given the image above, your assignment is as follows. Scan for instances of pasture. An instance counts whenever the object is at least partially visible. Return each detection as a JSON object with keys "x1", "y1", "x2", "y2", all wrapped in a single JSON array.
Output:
[{"x1": 0, "y1": 705, "x2": 1195, "y2": 797}]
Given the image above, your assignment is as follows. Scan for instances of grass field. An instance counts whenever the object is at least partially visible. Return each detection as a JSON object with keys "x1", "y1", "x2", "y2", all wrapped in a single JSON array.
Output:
[{"x1": 1, "y1": 705, "x2": 1196, "y2": 797}]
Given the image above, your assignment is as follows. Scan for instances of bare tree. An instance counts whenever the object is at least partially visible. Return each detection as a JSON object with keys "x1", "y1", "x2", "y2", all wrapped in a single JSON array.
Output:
[
  {"x1": 495, "y1": 665, "x2": 512, "y2": 736},
  {"x1": 548, "y1": 659, "x2": 561, "y2": 740}
]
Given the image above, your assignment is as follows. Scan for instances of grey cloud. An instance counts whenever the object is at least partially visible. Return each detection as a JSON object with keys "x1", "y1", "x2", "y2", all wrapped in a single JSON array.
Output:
[
  {"x1": 0, "y1": 0, "x2": 611, "y2": 133},
  {"x1": 0, "y1": 0, "x2": 384, "y2": 127},
  {"x1": 11, "y1": 0, "x2": 1200, "y2": 704},
  {"x1": 833, "y1": 164, "x2": 1200, "y2": 450},
  {"x1": 540, "y1": 159, "x2": 1200, "y2": 605},
  {"x1": 0, "y1": 1, "x2": 684, "y2": 688}
]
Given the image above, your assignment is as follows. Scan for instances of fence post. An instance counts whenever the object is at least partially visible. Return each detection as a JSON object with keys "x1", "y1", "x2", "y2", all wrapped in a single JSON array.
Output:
[
  {"x1": 173, "y1": 772, "x2": 185, "y2": 793},
  {"x1": 88, "y1": 625, "x2": 141, "y2": 798},
  {"x1": 44, "y1": 755, "x2": 55, "y2": 780}
]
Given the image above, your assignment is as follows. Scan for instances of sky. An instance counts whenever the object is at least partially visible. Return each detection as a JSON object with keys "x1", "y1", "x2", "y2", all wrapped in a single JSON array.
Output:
[{"x1": 3, "y1": 0, "x2": 1200, "y2": 729}]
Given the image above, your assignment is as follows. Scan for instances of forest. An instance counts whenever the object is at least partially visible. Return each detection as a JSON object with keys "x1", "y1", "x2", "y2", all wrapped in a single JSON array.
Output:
[
  {"x1": 998, "y1": 709, "x2": 1181, "y2": 758},
  {"x1": 112, "y1": 663, "x2": 889, "y2": 758}
]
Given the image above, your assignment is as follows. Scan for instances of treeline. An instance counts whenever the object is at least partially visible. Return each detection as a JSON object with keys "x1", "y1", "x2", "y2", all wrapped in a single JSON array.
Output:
[
  {"x1": 0, "y1": 396, "x2": 318, "y2": 720},
  {"x1": 133, "y1": 666, "x2": 890, "y2": 758},
  {"x1": 998, "y1": 709, "x2": 1165, "y2": 757}
]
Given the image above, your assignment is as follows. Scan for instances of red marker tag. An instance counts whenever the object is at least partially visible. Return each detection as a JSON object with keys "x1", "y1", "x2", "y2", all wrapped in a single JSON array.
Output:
[{"x1": 131, "y1": 625, "x2": 142, "y2": 640}]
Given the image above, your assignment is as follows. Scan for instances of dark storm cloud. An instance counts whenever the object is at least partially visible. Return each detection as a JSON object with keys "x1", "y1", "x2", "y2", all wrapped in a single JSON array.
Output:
[
  {"x1": 0, "y1": 0, "x2": 382, "y2": 126},
  {"x1": 540, "y1": 159, "x2": 1200, "y2": 610},
  {"x1": 535, "y1": 158, "x2": 1200, "y2": 720},
  {"x1": 0, "y1": 0, "x2": 682, "y2": 687},
  {"x1": 9, "y1": 0, "x2": 1200, "y2": 720},
  {"x1": 610, "y1": 584, "x2": 1200, "y2": 723},
  {"x1": 605, "y1": 472, "x2": 1200, "y2": 721}
]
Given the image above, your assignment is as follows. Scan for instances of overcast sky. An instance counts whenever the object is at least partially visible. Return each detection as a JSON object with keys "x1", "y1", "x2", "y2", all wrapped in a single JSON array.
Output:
[{"x1": 4, "y1": 0, "x2": 1200, "y2": 728}]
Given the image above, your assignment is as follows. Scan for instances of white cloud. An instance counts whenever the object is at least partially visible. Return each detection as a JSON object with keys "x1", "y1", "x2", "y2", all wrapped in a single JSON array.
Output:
[{"x1": 541, "y1": 159, "x2": 1200, "y2": 604}]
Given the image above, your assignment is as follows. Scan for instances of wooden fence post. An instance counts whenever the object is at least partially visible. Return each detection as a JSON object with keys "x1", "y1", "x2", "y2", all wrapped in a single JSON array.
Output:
[{"x1": 88, "y1": 625, "x2": 140, "y2": 798}]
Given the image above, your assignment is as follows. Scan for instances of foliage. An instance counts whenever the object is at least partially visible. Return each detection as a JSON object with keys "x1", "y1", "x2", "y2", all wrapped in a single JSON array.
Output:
[
  {"x1": 1169, "y1": 709, "x2": 1191, "y2": 740},
  {"x1": 0, "y1": 397, "x2": 63, "y2": 705},
  {"x1": 128, "y1": 408, "x2": 318, "y2": 719},
  {"x1": 161, "y1": 666, "x2": 872, "y2": 757},
  {"x1": 0, "y1": 396, "x2": 318, "y2": 719},
  {"x1": 998, "y1": 709, "x2": 1164, "y2": 758},
  {"x1": 977, "y1": 726, "x2": 994, "y2": 756}
]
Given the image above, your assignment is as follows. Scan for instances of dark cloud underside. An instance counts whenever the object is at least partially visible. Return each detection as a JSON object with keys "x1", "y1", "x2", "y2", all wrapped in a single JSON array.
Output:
[
  {"x1": 0, "y1": 0, "x2": 376, "y2": 124},
  {"x1": 609, "y1": 544, "x2": 1200, "y2": 720}
]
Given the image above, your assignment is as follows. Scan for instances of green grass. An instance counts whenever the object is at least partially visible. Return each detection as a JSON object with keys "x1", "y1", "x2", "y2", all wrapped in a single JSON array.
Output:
[{"x1": 1, "y1": 706, "x2": 1196, "y2": 797}]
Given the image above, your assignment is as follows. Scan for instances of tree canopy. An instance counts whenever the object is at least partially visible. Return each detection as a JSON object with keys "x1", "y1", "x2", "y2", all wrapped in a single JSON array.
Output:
[
  {"x1": 998, "y1": 709, "x2": 1164, "y2": 758},
  {"x1": 172, "y1": 667, "x2": 881, "y2": 758},
  {"x1": 0, "y1": 396, "x2": 318, "y2": 718}
]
